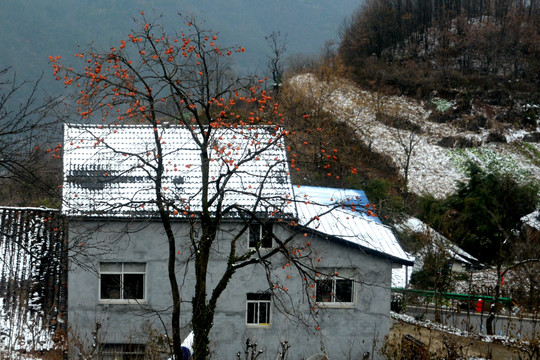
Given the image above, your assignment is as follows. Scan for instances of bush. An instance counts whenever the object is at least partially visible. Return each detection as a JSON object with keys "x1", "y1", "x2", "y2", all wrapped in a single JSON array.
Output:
[
  {"x1": 428, "y1": 110, "x2": 455, "y2": 124},
  {"x1": 437, "y1": 136, "x2": 477, "y2": 148},
  {"x1": 452, "y1": 272, "x2": 469, "y2": 282},
  {"x1": 455, "y1": 115, "x2": 487, "y2": 131},
  {"x1": 523, "y1": 132, "x2": 540, "y2": 142},
  {"x1": 486, "y1": 131, "x2": 507, "y2": 143},
  {"x1": 379, "y1": 114, "x2": 423, "y2": 134}
]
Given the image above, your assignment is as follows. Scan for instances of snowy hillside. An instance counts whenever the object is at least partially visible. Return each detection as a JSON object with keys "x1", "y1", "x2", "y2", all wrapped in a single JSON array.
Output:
[{"x1": 290, "y1": 74, "x2": 540, "y2": 199}]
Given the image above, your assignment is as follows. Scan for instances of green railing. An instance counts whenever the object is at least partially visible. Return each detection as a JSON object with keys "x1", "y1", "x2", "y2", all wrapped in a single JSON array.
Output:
[{"x1": 391, "y1": 287, "x2": 515, "y2": 306}]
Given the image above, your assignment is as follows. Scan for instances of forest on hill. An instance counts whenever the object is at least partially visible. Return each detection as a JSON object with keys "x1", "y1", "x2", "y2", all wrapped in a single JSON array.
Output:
[
  {"x1": 1, "y1": 0, "x2": 539, "y2": 241},
  {"x1": 1, "y1": 0, "x2": 538, "y2": 243},
  {"x1": 339, "y1": 0, "x2": 539, "y2": 105},
  {"x1": 275, "y1": 0, "x2": 539, "y2": 313}
]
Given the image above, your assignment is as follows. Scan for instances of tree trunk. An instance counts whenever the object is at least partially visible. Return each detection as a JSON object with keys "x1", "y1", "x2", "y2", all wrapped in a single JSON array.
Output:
[
  {"x1": 486, "y1": 263, "x2": 502, "y2": 335},
  {"x1": 153, "y1": 119, "x2": 183, "y2": 358},
  {"x1": 169, "y1": 235, "x2": 183, "y2": 357},
  {"x1": 192, "y1": 219, "x2": 214, "y2": 360}
]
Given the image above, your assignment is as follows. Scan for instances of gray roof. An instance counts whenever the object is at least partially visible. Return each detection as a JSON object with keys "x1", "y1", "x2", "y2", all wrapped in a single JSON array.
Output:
[{"x1": 62, "y1": 124, "x2": 295, "y2": 218}]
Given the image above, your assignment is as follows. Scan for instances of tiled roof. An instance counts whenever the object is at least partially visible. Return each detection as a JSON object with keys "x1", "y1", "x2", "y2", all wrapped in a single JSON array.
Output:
[
  {"x1": 294, "y1": 186, "x2": 413, "y2": 265},
  {"x1": 62, "y1": 124, "x2": 295, "y2": 218}
]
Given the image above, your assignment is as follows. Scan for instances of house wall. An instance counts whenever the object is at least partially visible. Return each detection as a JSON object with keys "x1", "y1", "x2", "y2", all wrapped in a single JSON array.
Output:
[
  {"x1": 450, "y1": 261, "x2": 470, "y2": 273},
  {"x1": 67, "y1": 219, "x2": 393, "y2": 359}
]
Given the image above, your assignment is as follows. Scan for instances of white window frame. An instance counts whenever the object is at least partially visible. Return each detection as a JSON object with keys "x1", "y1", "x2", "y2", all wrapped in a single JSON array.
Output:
[
  {"x1": 246, "y1": 292, "x2": 272, "y2": 327},
  {"x1": 315, "y1": 269, "x2": 356, "y2": 308},
  {"x1": 99, "y1": 262, "x2": 146, "y2": 304},
  {"x1": 248, "y1": 223, "x2": 274, "y2": 250},
  {"x1": 101, "y1": 343, "x2": 146, "y2": 359}
]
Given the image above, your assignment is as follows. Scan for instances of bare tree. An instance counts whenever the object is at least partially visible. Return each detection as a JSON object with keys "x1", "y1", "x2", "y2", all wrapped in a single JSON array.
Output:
[
  {"x1": 265, "y1": 31, "x2": 288, "y2": 91},
  {"x1": 395, "y1": 128, "x2": 421, "y2": 194},
  {"x1": 0, "y1": 67, "x2": 60, "y2": 205}
]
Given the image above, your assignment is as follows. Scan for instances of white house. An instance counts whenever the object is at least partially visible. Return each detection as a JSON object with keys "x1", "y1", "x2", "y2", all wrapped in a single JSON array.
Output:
[
  {"x1": 63, "y1": 124, "x2": 412, "y2": 359},
  {"x1": 396, "y1": 217, "x2": 479, "y2": 275}
]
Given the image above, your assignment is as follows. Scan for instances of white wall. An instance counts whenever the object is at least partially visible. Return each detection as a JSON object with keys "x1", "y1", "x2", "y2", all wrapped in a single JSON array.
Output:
[{"x1": 68, "y1": 219, "x2": 394, "y2": 359}]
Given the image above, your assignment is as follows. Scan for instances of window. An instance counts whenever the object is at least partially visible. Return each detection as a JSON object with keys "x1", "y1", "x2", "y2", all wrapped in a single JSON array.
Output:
[
  {"x1": 246, "y1": 293, "x2": 271, "y2": 326},
  {"x1": 248, "y1": 223, "x2": 273, "y2": 249},
  {"x1": 315, "y1": 271, "x2": 354, "y2": 306},
  {"x1": 101, "y1": 343, "x2": 145, "y2": 360},
  {"x1": 100, "y1": 262, "x2": 145, "y2": 303}
]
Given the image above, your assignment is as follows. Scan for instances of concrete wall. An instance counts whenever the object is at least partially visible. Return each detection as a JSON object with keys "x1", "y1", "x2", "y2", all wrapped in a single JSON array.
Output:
[{"x1": 68, "y1": 219, "x2": 393, "y2": 359}]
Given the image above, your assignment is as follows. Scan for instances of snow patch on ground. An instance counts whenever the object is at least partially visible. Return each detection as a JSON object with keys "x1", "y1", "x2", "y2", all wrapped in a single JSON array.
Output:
[
  {"x1": 290, "y1": 74, "x2": 540, "y2": 199},
  {"x1": 392, "y1": 311, "x2": 530, "y2": 348}
]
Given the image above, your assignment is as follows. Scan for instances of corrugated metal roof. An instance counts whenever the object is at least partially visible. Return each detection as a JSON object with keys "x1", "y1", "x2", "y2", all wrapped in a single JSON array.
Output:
[
  {"x1": 62, "y1": 124, "x2": 295, "y2": 218},
  {"x1": 294, "y1": 186, "x2": 413, "y2": 265}
]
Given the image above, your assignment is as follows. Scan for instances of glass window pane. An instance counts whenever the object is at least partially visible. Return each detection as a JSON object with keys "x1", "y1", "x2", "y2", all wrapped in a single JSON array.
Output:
[
  {"x1": 123, "y1": 274, "x2": 144, "y2": 300},
  {"x1": 259, "y1": 301, "x2": 270, "y2": 324},
  {"x1": 336, "y1": 279, "x2": 353, "y2": 302},
  {"x1": 125, "y1": 344, "x2": 146, "y2": 359},
  {"x1": 247, "y1": 302, "x2": 257, "y2": 324},
  {"x1": 248, "y1": 224, "x2": 260, "y2": 248},
  {"x1": 316, "y1": 279, "x2": 333, "y2": 302},
  {"x1": 123, "y1": 262, "x2": 145, "y2": 272},
  {"x1": 102, "y1": 344, "x2": 145, "y2": 360},
  {"x1": 101, "y1": 343, "x2": 123, "y2": 360},
  {"x1": 101, "y1": 274, "x2": 121, "y2": 299},
  {"x1": 260, "y1": 224, "x2": 273, "y2": 248},
  {"x1": 100, "y1": 262, "x2": 122, "y2": 272}
]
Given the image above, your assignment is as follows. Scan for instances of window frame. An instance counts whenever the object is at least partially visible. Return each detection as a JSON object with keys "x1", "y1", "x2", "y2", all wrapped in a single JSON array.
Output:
[
  {"x1": 315, "y1": 270, "x2": 356, "y2": 308},
  {"x1": 100, "y1": 343, "x2": 146, "y2": 359},
  {"x1": 248, "y1": 223, "x2": 274, "y2": 250},
  {"x1": 99, "y1": 262, "x2": 146, "y2": 305},
  {"x1": 245, "y1": 292, "x2": 272, "y2": 327}
]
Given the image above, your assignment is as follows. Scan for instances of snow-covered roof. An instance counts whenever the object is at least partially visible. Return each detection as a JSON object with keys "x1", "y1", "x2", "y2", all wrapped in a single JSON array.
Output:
[
  {"x1": 62, "y1": 125, "x2": 413, "y2": 264},
  {"x1": 294, "y1": 186, "x2": 413, "y2": 265},
  {"x1": 396, "y1": 217, "x2": 478, "y2": 265},
  {"x1": 62, "y1": 124, "x2": 295, "y2": 218},
  {"x1": 521, "y1": 210, "x2": 540, "y2": 231},
  {"x1": 0, "y1": 207, "x2": 67, "y2": 351}
]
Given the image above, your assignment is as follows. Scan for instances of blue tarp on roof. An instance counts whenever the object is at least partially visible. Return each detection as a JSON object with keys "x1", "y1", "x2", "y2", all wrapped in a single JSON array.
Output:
[{"x1": 293, "y1": 185, "x2": 381, "y2": 223}]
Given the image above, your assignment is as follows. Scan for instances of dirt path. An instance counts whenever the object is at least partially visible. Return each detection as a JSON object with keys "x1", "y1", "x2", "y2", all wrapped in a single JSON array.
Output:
[{"x1": 386, "y1": 320, "x2": 532, "y2": 359}]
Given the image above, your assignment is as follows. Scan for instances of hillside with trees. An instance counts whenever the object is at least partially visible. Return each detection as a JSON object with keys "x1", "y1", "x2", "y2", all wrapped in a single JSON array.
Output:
[
  {"x1": 278, "y1": 0, "x2": 540, "y2": 325},
  {"x1": 339, "y1": 0, "x2": 539, "y2": 104}
]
